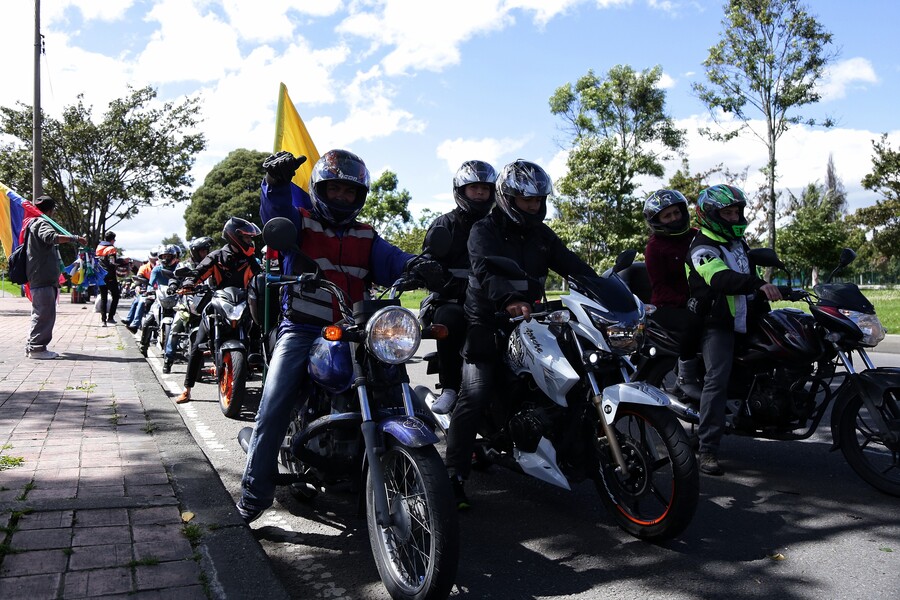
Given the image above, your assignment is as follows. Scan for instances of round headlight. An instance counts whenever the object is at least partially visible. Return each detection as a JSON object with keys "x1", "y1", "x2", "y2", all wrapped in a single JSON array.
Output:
[{"x1": 365, "y1": 306, "x2": 421, "y2": 364}]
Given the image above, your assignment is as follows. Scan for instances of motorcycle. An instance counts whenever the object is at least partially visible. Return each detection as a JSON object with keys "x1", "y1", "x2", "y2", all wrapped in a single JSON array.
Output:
[
  {"x1": 199, "y1": 283, "x2": 256, "y2": 418},
  {"x1": 419, "y1": 251, "x2": 700, "y2": 541},
  {"x1": 628, "y1": 247, "x2": 900, "y2": 497},
  {"x1": 239, "y1": 217, "x2": 458, "y2": 600},
  {"x1": 139, "y1": 275, "x2": 179, "y2": 357}
]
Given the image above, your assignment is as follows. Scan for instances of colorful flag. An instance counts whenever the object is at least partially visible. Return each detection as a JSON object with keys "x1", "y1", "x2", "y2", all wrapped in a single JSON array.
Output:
[
  {"x1": 0, "y1": 181, "x2": 42, "y2": 256},
  {"x1": 274, "y1": 82, "x2": 320, "y2": 210}
]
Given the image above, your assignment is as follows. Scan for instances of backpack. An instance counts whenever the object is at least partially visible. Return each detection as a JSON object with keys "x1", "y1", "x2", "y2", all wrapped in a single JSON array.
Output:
[{"x1": 7, "y1": 222, "x2": 32, "y2": 285}]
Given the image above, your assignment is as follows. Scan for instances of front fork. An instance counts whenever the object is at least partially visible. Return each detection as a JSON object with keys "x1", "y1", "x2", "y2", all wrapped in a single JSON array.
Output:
[{"x1": 587, "y1": 370, "x2": 630, "y2": 476}]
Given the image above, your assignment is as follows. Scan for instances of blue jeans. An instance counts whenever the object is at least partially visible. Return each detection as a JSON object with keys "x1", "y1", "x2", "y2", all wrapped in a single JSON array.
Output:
[
  {"x1": 125, "y1": 296, "x2": 141, "y2": 324},
  {"x1": 240, "y1": 329, "x2": 317, "y2": 511},
  {"x1": 128, "y1": 297, "x2": 148, "y2": 328}
]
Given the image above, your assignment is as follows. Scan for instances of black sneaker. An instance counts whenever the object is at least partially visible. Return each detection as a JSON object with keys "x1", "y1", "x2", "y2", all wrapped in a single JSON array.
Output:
[
  {"x1": 162, "y1": 361, "x2": 172, "y2": 374},
  {"x1": 699, "y1": 452, "x2": 724, "y2": 476},
  {"x1": 450, "y1": 476, "x2": 471, "y2": 510},
  {"x1": 235, "y1": 500, "x2": 263, "y2": 524},
  {"x1": 107, "y1": 316, "x2": 117, "y2": 324}
]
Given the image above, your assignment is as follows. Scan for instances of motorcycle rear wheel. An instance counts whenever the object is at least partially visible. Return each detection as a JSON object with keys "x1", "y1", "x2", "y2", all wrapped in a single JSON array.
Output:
[
  {"x1": 367, "y1": 442, "x2": 458, "y2": 600},
  {"x1": 594, "y1": 405, "x2": 699, "y2": 541},
  {"x1": 218, "y1": 351, "x2": 248, "y2": 419},
  {"x1": 837, "y1": 391, "x2": 900, "y2": 497}
]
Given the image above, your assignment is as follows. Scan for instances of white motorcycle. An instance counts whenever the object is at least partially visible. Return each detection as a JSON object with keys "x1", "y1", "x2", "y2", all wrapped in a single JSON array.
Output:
[{"x1": 419, "y1": 252, "x2": 699, "y2": 541}]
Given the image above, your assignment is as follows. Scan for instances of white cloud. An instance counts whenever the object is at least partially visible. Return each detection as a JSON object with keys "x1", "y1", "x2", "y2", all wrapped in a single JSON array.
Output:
[
  {"x1": 221, "y1": 0, "x2": 342, "y2": 42},
  {"x1": 49, "y1": 0, "x2": 136, "y2": 22},
  {"x1": 435, "y1": 136, "x2": 530, "y2": 174},
  {"x1": 657, "y1": 72, "x2": 676, "y2": 89},
  {"x1": 818, "y1": 57, "x2": 879, "y2": 102}
]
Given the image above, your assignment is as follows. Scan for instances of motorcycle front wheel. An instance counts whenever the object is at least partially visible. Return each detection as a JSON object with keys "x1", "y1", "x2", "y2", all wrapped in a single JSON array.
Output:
[
  {"x1": 218, "y1": 350, "x2": 248, "y2": 419},
  {"x1": 367, "y1": 442, "x2": 458, "y2": 600},
  {"x1": 593, "y1": 404, "x2": 699, "y2": 541},
  {"x1": 837, "y1": 391, "x2": 900, "y2": 497}
]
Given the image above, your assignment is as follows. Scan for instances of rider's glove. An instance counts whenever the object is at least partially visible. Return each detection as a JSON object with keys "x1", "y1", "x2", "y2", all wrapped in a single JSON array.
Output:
[
  {"x1": 410, "y1": 259, "x2": 445, "y2": 291},
  {"x1": 262, "y1": 151, "x2": 308, "y2": 185}
]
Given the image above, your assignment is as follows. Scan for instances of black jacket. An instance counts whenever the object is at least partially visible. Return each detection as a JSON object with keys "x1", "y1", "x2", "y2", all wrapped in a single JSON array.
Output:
[
  {"x1": 465, "y1": 207, "x2": 597, "y2": 327},
  {"x1": 186, "y1": 244, "x2": 260, "y2": 290},
  {"x1": 423, "y1": 208, "x2": 482, "y2": 302}
]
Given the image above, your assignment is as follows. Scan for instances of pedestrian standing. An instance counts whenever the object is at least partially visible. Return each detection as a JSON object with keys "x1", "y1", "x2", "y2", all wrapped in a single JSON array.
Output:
[
  {"x1": 95, "y1": 231, "x2": 121, "y2": 326},
  {"x1": 24, "y1": 195, "x2": 87, "y2": 359}
]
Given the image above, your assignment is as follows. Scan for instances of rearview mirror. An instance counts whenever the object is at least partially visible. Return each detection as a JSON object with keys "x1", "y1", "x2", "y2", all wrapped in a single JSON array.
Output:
[{"x1": 262, "y1": 217, "x2": 300, "y2": 254}]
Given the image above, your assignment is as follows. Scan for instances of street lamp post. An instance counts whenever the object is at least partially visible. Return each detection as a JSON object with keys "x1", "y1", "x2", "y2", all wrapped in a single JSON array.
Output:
[{"x1": 33, "y1": 0, "x2": 42, "y2": 198}]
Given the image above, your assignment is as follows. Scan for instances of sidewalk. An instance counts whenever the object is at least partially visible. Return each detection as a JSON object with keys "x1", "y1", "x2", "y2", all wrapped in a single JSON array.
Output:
[{"x1": 0, "y1": 295, "x2": 289, "y2": 599}]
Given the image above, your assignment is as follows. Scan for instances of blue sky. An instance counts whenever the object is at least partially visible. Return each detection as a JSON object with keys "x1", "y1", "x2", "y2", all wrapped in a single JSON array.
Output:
[{"x1": 2, "y1": 0, "x2": 898, "y2": 260}]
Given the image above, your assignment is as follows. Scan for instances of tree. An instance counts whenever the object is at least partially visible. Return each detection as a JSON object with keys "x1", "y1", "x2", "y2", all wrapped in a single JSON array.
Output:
[
  {"x1": 0, "y1": 85, "x2": 205, "y2": 247},
  {"x1": 777, "y1": 182, "x2": 849, "y2": 285},
  {"x1": 184, "y1": 149, "x2": 268, "y2": 242},
  {"x1": 358, "y1": 170, "x2": 413, "y2": 242},
  {"x1": 693, "y1": 0, "x2": 836, "y2": 251},
  {"x1": 852, "y1": 134, "x2": 900, "y2": 261},
  {"x1": 549, "y1": 65, "x2": 686, "y2": 265},
  {"x1": 160, "y1": 233, "x2": 186, "y2": 255}
]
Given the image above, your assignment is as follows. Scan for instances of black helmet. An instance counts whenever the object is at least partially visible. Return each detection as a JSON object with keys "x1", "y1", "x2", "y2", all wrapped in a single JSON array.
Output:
[
  {"x1": 643, "y1": 189, "x2": 690, "y2": 236},
  {"x1": 104, "y1": 231, "x2": 116, "y2": 243},
  {"x1": 453, "y1": 160, "x2": 497, "y2": 218},
  {"x1": 696, "y1": 185, "x2": 748, "y2": 241},
  {"x1": 309, "y1": 149, "x2": 370, "y2": 226},
  {"x1": 223, "y1": 217, "x2": 261, "y2": 257},
  {"x1": 189, "y1": 236, "x2": 214, "y2": 263},
  {"x1": 158, "y1": 244, "x2": 179, "y2": 267},
  {"x1": 495, "y1": 160, "x2": 552, "y2": 229}
]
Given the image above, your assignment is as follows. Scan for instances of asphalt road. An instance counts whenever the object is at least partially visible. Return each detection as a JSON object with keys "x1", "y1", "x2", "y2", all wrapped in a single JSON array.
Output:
[{"x1": 141, "y1": 334, "x2": 900, "y2": 600}]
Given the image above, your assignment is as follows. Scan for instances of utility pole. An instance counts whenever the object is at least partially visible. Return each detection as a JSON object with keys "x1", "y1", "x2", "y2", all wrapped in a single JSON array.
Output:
[{"x1": 33, "y1": 0, "x2": 42, "y2": 198}]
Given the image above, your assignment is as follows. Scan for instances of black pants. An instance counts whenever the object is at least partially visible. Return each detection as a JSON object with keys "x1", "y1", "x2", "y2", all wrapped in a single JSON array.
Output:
[
  {"x1": 184, "y1": 318, "x2": 210, "y2": 388},
  {"x1": 99, "y1": 276, "x2": 120, "y2": 321},
  {"x1": 433, "y1": 302, "x2": 466, "y2": 391}
]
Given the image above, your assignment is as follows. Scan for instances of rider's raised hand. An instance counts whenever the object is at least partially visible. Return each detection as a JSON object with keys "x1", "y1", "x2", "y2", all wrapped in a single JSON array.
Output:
[{"x1": 262, "y1": 151, "x2": 308, "y2": 185}]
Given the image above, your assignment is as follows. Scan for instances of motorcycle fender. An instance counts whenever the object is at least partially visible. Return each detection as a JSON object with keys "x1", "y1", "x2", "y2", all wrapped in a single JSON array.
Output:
[
  {"x1": 219, "y1": 339, "x2": 245, "y2": 352},
  {"x1": 600, "y1": 382, "x2": 671, "y2": 425},
  {"x1": 379, "y1": 416, "x2": 440, "y2": 448},
  {"x1": 829, "y1": 367, "x2": 900, "y2": 449}
]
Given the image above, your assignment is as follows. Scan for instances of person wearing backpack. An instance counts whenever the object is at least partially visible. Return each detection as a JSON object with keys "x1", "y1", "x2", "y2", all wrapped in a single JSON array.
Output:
[{"x1": 24, "y1": 195, "x2": 87, "y2": 360}]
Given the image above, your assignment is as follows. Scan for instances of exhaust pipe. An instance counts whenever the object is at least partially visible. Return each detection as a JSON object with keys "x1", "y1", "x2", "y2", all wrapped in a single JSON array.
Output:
[{"x1": 666, "y1": 394, "x2": 700, "y2": 424}]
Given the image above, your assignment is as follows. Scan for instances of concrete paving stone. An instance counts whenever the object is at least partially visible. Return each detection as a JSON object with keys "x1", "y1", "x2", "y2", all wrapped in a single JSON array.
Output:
[
  {"x1": 0, "y1": 470, "x2": 35, "y2": 487},
  {"x1": 77, "y1": 483, "x2": 126, "y2": 498},
  {"x1": 80, "y1": 454, "x2": 124, "y2": 468},
  {"x1": 30, "y1": 466, "x2": 80, "y2": 482},
  {"x1": 130, "y1": 506, "x2": 182, "y2": 526},
  {"x1": 16, "y1": 510, "x2": 74, "y2": 530},
  {"x1": 0, "y1": 548, "x2": 69, "y2": 576},
  {"x1": 0, "y1": 573, "x2": 62, "y2": 600},
  {"x1": 124, "y1": 471, "x2": 169, "y2": 486},
  {"x1": 25, "y1": 487, "x2": 77, "y2": 501},
  {"x1": 74, "y1": 508, "x2": 129, "y2": 528},
  {"x1": 10, "y1": 527, "x2": 72, "y2": 551},
  {"x1": 134, "y1": 538, "x2": 194, "y2": 562},
  {"x1": 63, "y1": 566, "x2": 133, "y2": 598},
  {"x1": 132, "y1": 523, "x2": 186, "y2": 545},
  {"x1": 72, "y1": 524, "x2": 132, "y2": 547},
  {"x1": 33, "y1": 457, "x2": 81, "y2": 469},
  {"x1": 79, "y1": 465, "x2": 123, "y2": 480},
  {"x1": 68, "y1": 543, "x2": 133, "y2": 570},
  {"x1": 134, "y1": 559, "x2": 203, "y2": 591},
  {"x1": 126, "y1": 484, "x2": 176, "y2": 497},
  {"x1": 111, "y1": 584, "x2": 208, "y2": 599}
]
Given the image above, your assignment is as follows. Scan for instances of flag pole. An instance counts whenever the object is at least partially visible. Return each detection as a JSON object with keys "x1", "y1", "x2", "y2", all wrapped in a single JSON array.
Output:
[{"x1": 33, "y1": 0, "x2": 43, "y2": 198}]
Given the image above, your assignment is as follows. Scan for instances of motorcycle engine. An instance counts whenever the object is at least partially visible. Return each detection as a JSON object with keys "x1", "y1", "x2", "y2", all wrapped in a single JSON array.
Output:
[
  {"x1": 746, "y1": 366, "x2": 817, "y2": 426},
  {"x1": 509, "y1": 406, "x2": 555, "y2": 453}
]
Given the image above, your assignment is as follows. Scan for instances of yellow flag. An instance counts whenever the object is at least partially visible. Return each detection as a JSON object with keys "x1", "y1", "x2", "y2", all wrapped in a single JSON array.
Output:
[{"x1": 274, "y1": 82, "x2": 320, "y2": 192}]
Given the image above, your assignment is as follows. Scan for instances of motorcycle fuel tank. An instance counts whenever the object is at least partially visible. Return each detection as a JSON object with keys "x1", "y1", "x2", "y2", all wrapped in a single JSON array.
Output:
[{"x1": 506, "y1": 321, "x2": 579, "y2": 406}]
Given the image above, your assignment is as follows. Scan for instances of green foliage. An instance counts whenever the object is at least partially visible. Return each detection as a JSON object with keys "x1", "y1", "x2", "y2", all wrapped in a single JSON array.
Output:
[
  {"x1": 549, "y1": 65, "x2": 686, "y2": 265},
  {"x1": 693, "y1": 0, "x2": 836, "y2": 249},
  {"x1": 160, "y1": 233, "x2": 186, "y2": 254},
  {"x1": 0, "y1": 85, "x2": 206, "y2": 248},
  {"x1": 853, "y1": 134, "x2": 900, "y2": 260},
  {"x1": 184, "y1": 148, "x2": 269, "y2": 242},
  {"x1": 359, "y1": 170, "x2": 413, "y2": 241}
]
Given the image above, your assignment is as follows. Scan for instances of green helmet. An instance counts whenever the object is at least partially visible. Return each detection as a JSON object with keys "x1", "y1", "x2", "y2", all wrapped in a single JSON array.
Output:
[{"x1": 696, "y1": 184, "x2": 748, "y2": 240}]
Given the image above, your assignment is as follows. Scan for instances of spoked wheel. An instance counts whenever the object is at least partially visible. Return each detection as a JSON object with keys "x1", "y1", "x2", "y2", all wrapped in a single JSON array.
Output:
[
  {"x1": 367, "y1": 443, "x2": 458, "y2": 600},
  {"x1": 278, "y1": 409, "x2": 320, "y2": 502},
  {"x1": 218, "y1": 351, "x2": 248, "y2": 419},
  {"x1": 594, "y1": 405, "x2": 699, "y2": 541},
  {"x1": 837, "y1": 391, "x2": 900, "y2": 497}
]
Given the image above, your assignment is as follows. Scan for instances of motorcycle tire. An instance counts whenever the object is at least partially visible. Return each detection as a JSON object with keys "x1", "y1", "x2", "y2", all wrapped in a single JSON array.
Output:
[
  {"x1": 278, "y1": 409, "x2": 320, "y2": 502},
  {"x1": 836, "y1": 391, "x2": 900, "y2": 497},
  {"x1": 593, "y1": 404, "x2": 699, "y2": 542},
  {"x1": 367, "y1": 442, "x2": 459, "y2": 600},
  {"x1": 218, "y1": 350, "x2": 248, "y2": 419}
]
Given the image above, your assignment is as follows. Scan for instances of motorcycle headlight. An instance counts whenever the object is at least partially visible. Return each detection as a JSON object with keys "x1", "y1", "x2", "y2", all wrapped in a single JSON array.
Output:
[
  {"x1": 365, "y1": 306, "x2": 421, "y2": 364},
  {"x1": 227, "y1": 301, "x2": 246, "y2": 322},
  {"x1": 842, "y1": 310, "x2": 886, "y2": 347},
  {"x1": 606, "y1": 322, "x2": 643, "y2": 354}
]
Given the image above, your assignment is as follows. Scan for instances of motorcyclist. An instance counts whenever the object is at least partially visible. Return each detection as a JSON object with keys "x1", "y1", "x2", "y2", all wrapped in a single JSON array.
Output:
[
  {"x1": 125, "y1": 248, "x2": 158, "y2": 331},
  {"x1": 162, "y1": 236, "x2": 213, "y2": 374},
  {"x1": 235, "y1": 149, "x2": 443, "y2": 523},
  {"x1": 173, "y1": 221, "x2": 261, "y2": 399},
  {"x1": 444, "y1": 159, "x2": 599, "y2": 509},
  {"x1": 425, "y1": 159, "x2": 497, "y2": 415},
  {"x1": 687, "y1": 184, "x2": 782, "y2": 476},
  {"x1": 642, "y1": 190, "x2": 702, "y2": 399},
  {"x1": 127, "y1": 245, "x2": 178, "y2": 332}
]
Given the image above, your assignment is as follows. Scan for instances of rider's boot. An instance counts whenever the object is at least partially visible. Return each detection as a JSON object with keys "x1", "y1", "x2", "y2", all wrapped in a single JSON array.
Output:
[
  {"x1": 431, "y1": 389, "x2": 458, "y2": 415},
  {"x1": 676, "y1": 358, "x2": 703, "y2": 401}
]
